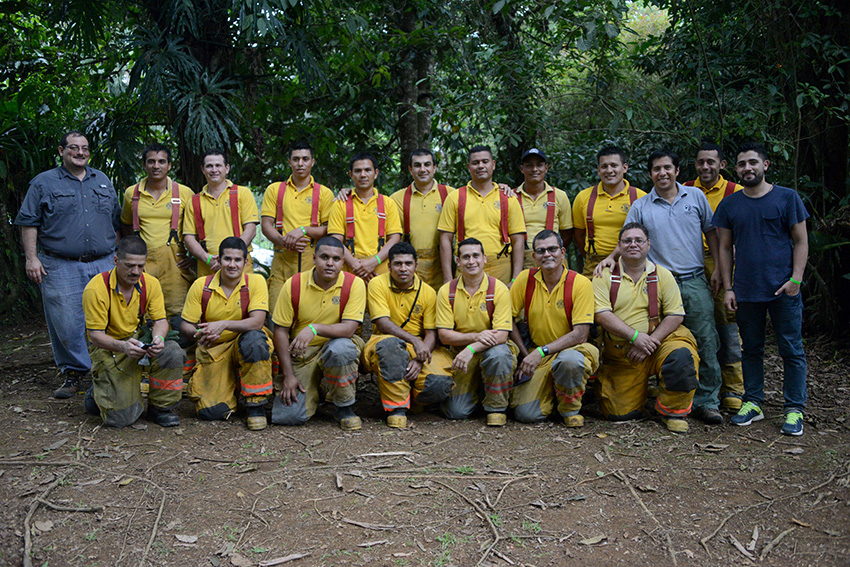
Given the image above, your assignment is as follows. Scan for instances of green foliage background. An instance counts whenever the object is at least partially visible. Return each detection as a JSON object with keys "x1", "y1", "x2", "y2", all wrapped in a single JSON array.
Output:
[{"x1": 1, "y1": 0, "x2": 848, "y2": 333}]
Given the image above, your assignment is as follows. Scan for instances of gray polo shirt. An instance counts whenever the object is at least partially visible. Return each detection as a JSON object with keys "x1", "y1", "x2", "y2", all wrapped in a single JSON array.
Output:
[
  {"x1": 624, "y1": 182, "x2": 714, "y2": 275},
  {"x1": 14, "y1": 165, "x2": 120, "y2": 258}
]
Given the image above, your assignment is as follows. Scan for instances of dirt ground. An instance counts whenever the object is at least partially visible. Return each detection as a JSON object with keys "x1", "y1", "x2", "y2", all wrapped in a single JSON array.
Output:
[{"x1": 1, "y1": 321, "x2": 848, "y2": 567}]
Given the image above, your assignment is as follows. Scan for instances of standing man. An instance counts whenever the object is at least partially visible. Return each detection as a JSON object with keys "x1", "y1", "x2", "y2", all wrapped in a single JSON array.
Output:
[
  {"x1": 436, "y1": 238, "x2": 517, "y2": 426},
  {"x1": 572, "y1": 147, "x2": 645, "y2": 276},
  {"x1": 180, "y1": 237, "x2": 273, "y2": 430},
  {"x1": 82, "y1": 236, "x2": 184, "y2": 428},
  {"x1": 509, "y1": 230, "x2": 599, "y2": 425},
  {"x1": 15, "y1": 131, "x2": 121, "y2": 399},
  {"x1": 120, "y1": 143, "x2": 195, "y2": 323},
  {"x1": 614, "y1": 150, "x2": 724, "y2": 425},
  {"x1": 363, "y1": 242, "x2": 454, "y2": 428},
  {"x1": 438, "y1": 146, "x2": 526, "y2": 286},
  {"x1": 183, "y1": 149, "x2": 259, "y2": 278},
  {"x1": 261, "y1": 141, "x2": 334, "y2": 313},
  {"x1": 390, "y1": 149, "x2": 455, "y2": 290},
  {"x1": 685, "y1": 142, "x2": 745, "y2": 411},
  {"x1": 514, "y1": 149, "x2": 573, "y2": 268},
  {"x1": 714, "y1": 142, "x2": 809, "y2": 436},
  {"x1": 328, "y1": 152, "x2": 402, "y2": 283},
  {"x1": 593, "y1": 223, "x2": 699, "y2": 433},
  {"x1": 271, "y1": 237, "x2": 367, "y2": 430}
]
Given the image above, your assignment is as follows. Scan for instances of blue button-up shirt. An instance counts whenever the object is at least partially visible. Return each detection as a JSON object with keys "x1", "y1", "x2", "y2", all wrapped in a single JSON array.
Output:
[{"x1": 15, "y1": 166, "x2": 120, "y2": 258}]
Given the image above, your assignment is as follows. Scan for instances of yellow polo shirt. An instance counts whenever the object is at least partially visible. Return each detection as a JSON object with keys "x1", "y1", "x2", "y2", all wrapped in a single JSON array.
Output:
[
  {"x1": 261, "y1": 176, "x2": 334, "y2": 265},
  {"x1": 367, "y1": 273, "x2": 436, "y2": 338},
  {"x1": 435, "y1": 276, "x2": 512, "y2": 334},
  {"x1": 437, "y1": 182, "x2": 526, "y2": 259},
  {"x1": 327, "y1": 189, "x2": 402, "y2": 257},
  {"x1": 592, "y1": 260, "x2": 684, "y2": 334},
  {"x1": 182, "y1": 272, "x2": 268, "y2": 344},
  {"x1": 120, "y1": 177, "x2": 194, "y2": 248},
  {"x1": 688, "y1": 175, "x2": 743, "y2": 252},
  {"x1": 572, "y1": 182, "x2": 646, "y2": 256},
  {"x1": 83, "y1": 270, "x2": 166, "y2": 340},
  {"x1": 389, "y1": 181, "x2": 456, "y2": 251},
  {"x1": 272, "y1": 268, "x2": 367, "y2": 346},
  {"x1": 515, "y1": 183, "x2": 573, "y2": 244},
  {"x1": 510, "y1": 268, "x2": 594, "y2": 347},
  {"x1": 182, "y1": 180, "x2": 259, "y2": 256}
]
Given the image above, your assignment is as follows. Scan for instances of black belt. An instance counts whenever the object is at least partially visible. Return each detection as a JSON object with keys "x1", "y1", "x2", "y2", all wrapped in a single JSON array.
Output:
[
  {"x1": 672, "y1": 268, "x2": 705, "y2": 282},
  {"x1": 43, "y1": 250, "x2": 111, "y2": 263}
]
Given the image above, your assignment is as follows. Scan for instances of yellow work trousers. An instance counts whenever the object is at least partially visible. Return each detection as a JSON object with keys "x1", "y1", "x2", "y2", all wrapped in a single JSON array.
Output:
[
  {"x1": 510, "y1": 343, "x2": 599, "y2": 422},
  {"x1": 598, "y1": 325, "x2": 699, "y2": 420},
  {"x1": 415, "y1": 248, "x2": 444, "y2": 292},
  {"x1": 483, "y1": 253, "x2": 513, "y2": 286},
  {"x1": 187, "y1": 328, "x2": 273, "y2": 419},
  {"x1": 145, "y1": 244, "x2": 195, "y2": 318},
  {"x1": 703, "y1": 254, "x2": 744, "y2": 400},
  {"x1": 363, "y1": 335, "x2": 454, "y2": 412},
  {"x1": 442, "y1": 341, "x2": 518, "y2": 419},
  {"x1": 268, "y1": 248, "x2": 316, "y2": 315},
  {"x1": 581, "y1": 254, "x2": 606, "y2": 278}
]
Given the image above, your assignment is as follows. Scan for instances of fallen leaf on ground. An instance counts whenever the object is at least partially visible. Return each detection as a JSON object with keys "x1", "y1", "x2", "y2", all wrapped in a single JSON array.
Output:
[
  {"x1": 259, "y1": 553, "x2": 310, "y2": 565},
  {"x1": 118, "y1": 477, "x2": 133, "y2": 486},
  {"x1": 230, "y1": 553, "x2": 253, "y2": 566},
  {"x1": 580, "y1": 535, "x2": 607, "y2": 545},
  {"x1": 784, "y1": 447, "x2": 805, "y2": 454},
  {"x1": 34, "y1": 520, "x2": 54, "y2": 532},
  {"x1": 175, "y1": 534, "x2": 198, "y2": 543}
]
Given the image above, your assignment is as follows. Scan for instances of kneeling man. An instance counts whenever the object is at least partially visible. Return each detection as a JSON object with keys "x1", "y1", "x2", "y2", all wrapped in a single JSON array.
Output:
[
  {"x1": 82, "y1": 236, "x2": 184, "y2": 428},
  {"x1": 510, "y1": 230, "x2": 599, "y2": 426},
  {"x1": 181, "y1": 237, "x2": 273, "y2": 430},
  {"x1": 271, "y1": 237, "x2": 367, "y2": 430},
  {"x1": 363, "y1": 242, "x2": 454, "y2": 428},
  {"x1": 593, "y1": 223, "x2": 699, "y2": 432},
  {"x1": 436, "y1": 238, "x2": 517, "y2": 426}
]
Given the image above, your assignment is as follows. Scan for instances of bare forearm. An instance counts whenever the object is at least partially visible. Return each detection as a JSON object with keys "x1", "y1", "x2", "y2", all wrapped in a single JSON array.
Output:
[
  {"x1": 312, "y1": 320, "x2": 359, "y2": 339},
  {"x1": 574, "y1": 229, "x2": 586, "y2": 257},
  {"x1": 183, "y1": 235, "x2": 207, "y2": 260},
  {"x1": 510, "y1": 233, "x2": 524, "y2": 279},
  {"x1": 511, "y1": 324, "x2": 528, "y2": 357},
  {"x1": 240, "y1": 223, "x2": 257, "y2": 246},
  {"x1": 439, "y1": 231, "x2": 454, "y2": 282},
  {"x1": 544, "y1": 324, "x2": 590, "y2": 354},
  {"x1": 377, "y1": 233, "x2": 401, "y2": 262},
  {"x1": 261, "y1": 217, "x2": 286, "y2": 247},
  {"x1": 650, "y1": 315, "x2": 683, "y2": 343},
  {"x1": 22, "y1": 226, "x2": 38, "y2": 260}
]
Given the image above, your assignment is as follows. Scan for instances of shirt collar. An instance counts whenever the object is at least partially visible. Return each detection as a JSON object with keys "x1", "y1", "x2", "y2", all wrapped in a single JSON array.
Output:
[{"x1": 307, "y1": 267, "x2": 346, "y2": 291}]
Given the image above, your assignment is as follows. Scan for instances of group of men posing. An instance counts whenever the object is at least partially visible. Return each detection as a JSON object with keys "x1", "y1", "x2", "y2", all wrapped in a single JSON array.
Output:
[{"x1": 15, "y1": 131, "x2": 809, "y2": 436}]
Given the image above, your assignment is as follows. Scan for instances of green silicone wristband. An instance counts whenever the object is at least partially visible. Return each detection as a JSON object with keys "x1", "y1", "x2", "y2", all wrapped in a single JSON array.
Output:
[
  {"x1": 466, "y1": 345, "x2": 476, "y2": 355},
  {"x1": 375, "y1": 255, "x2": 381, "y2": 265},
  {"x1": 308, "y1": 324, "x2": 318, "y2": 336},
  {"x1": 789, "y1": 277, "x2": 802, "y2": 285},
  {"x1": 630, "y1": 329, "x2": 639, "y2": 344},
  {"x1": 205, "y1": 254, "x2": 212, "y2": 266},
  {"x1": 300, "y1": 226, "x2": 307, "y2": 235},
  {"x1": 537, "y1": 346, "x2": 546, "y2": 358}
]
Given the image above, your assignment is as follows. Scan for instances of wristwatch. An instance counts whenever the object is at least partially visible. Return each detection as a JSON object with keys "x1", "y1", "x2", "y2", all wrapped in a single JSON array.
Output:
[{"x1": 541, "y1": 345, "x2": 550, "y2": 356}]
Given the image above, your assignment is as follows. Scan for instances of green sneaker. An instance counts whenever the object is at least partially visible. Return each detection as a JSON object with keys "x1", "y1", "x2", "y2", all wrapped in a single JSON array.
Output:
[
  {"x1": 781, "y1": 411, "x2": 803, "y2": 436},
  {"x1": 731, "y1": 401, "x2": 764, "y2": 426}
]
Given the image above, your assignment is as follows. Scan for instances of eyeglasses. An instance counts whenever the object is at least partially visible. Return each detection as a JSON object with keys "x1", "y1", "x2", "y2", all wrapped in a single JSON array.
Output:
[
  {"x1": 534, "y1": 245, "x2": 561, "y2": 255},
  {"x1": 63, "y1": 145, "x2": 91, "y2": 154},
  {"x1": 620, "y1": 238, "x2": 647, "y2": 245}
]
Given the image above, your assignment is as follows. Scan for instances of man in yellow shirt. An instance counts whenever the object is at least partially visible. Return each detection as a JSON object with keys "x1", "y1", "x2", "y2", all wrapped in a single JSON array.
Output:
[
  {"x1": 509, "y1": 230, "x2": 598, "y2": 426},
  {"x1": 120, "y1": 144, "x2": 195, "y2": 321},
  {"x1": 573, "y1": 147, "x2": 645, "y2": 275},
  {"x1": 82, "y1": 236, "x2": 184, "y2": 428},
  {"x1": 363, "y1": 242, "x2": 454, "y2": 428},
  {"x1": 180, "y1": 237, "x2": 273, "y2": 430},
  {"x1": 328, "y1": 152, "x2": 402, "y2": 283},
  {"x1": 438, "y1": 146, "x2": 526, "y2": 285},
  {"x1": 593, "y1": 223, "x2": 699, "y2": 433},
  {"x1": 261, "y1": 141, "x2": 334, "y2": 314},
  {"x1": 390, "y1": 149, "x2": 455, "y2": 290},
  {"x1": 183, "y1": 149, "x2": 259, "y2": 278},
  {"x1": 514, "y1": 149, "x2": 573, "y2": 269},
  {"x1": 685, "y1": 142, "x2": 745, "y2": 411},
  {"x1": 436, "y1": 238, "x2": 517, "y2": 426},
  {"x1": 271, "y1": 237, "x2": 367, "y2": 430}
]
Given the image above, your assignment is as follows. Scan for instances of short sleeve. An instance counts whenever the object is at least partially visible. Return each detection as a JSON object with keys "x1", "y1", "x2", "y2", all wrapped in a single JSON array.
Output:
[
  {"x1": 435, "y1": 283, "x2": 454, "y2": 329},
  {"x1": 318, "y1": 186, "x2": 334, "y2": 224},
  {"x1": 436, "y1": 191, "x2": 459, "y2": 233},
  {"x1": 510, "y1": 269, "x2": 530, "y2": 318},
  {"x1": 571, "y1": 188, "x2": 589, "y2": 230},
  {"x1": 383, "y1": 196, "x2": 402, "y2": 236},
  {"x1": 271, "y1": 277, "x2": 295, "y2": 328},
  {"x1": 247, "y1": 274, "x2": 269, "y2": 313},
  {"x1": 120, "y1": 186, "x2": 134, "y2": 226},
  {"x1": 182, "y1": 196, "x2": 197, "y2": 236},
  {"x1": 556, "y1": 189, "x2": 573, "y2": 230},
  {"x1": 492, "y1": 281, "x2": 513, "y2": 332},
  {"x1": 367, "y1": 277, "x2": 391, "y2": 320},
  {"x1": 327, "y1": 199, "x2": 346, "y2": 236},
  {"x1": 145, "y1": 277, "x2": 167, "y2": 321},
  {"x1": 570, "y1": 274, "x2": 595, "y2": 325},
  {"x1": 260, "y1": 183, "x2": 279, "y2": 218},
  {"x1": 82, "y1": 277, "x2": 109, "y2": 332},
  {"x1": 658, "y1": 269, "x2": 685, "y2": 315},
  {"x1": 507, "y1": 197, "x2": 526, "y2": 235},
  {"x1": 421, "y1": 284, "x2": 437, "y2": 330},
  {"x1": 181, "y1": 278, "x2": 204, "y2": 324},
  {"x1": 592, "y1": 271, "x2": 613, "y2": 313},
  {"x1": 341, "y1": 276, "x2": 367, "y2": 322},
  {"x1": 238, "y1": 186, "x2": 260, "y2": 224}
]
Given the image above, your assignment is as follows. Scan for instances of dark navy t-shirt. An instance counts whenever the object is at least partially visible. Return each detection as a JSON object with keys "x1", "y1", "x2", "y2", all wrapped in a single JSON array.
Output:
[{"x1": 712, "y1": 185, "x2": 809, "y2": 302}]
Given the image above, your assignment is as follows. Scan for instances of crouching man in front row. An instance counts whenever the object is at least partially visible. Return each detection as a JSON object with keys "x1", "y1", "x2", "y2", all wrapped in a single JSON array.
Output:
[
  {"x1": 272, "y1": 237, "x2": 367, "y2": 430},
  {"x1": 363, "y1": 242, "x2": 454, "y2": 428},
  {"x1": 82, "y1": 236, "x2": 184, "y2": 428},
  {"x1": 180, "y1": 237, "x2": 274, "y2": 430},
  {"x1": 593, "y1": 222, "x2": 699, "y2": 433}
]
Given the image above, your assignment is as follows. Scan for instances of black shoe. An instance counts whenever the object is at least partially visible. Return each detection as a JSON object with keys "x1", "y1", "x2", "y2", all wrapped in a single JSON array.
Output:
[
  {"x1": 692, "y1": 406, "x2": 723, "y2": 425},
  {"x1": 147, "y1": 405, "x2": 180, "y2": 427},
  {"x1": 83, "y1": 386, "x2": 99, "y2": 416},
  {"x1": 54, "y1": 370, "x2": 85, "y2": 399}
]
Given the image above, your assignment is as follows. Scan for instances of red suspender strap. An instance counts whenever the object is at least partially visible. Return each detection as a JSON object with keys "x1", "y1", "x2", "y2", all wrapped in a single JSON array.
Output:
[
  {"x1": 377, "y1": 194, "x2": 386, "y2": 249},
  {"x1": 684, "y1": 180, "x2": 695, "y2": 187},
  {"x1": 723, "y1": 181, "x2": 736, "y2": 199},
  {"x1": 609, "y1": 262, "x2": 621, "y2": 310},
  {"x1": 290, "y1": 272, "x2": 302, "y2": 325},
  {"x1": 485, "y1": 275, "x2": 496, "y2": 322},
  {"x1": 563, "y1": 269, "x2": 576, "y2": 328},
  {"x1": 101, "y1": 272, "x2": 112, "y2": 333},
  {"x1": 402, "y1": 186, "x2": 412, "y2": 239},
  {"x1": 546, "y1": 189, "x2": 556, "y2": 231},
  {"x1": 517, "y1": 192, "x2": 524, "y2": 214},
  {"x1": 499, "y1": 191, "x2": 510, "y2": 244},
  {"x1": 167, "y1": 181, "x2": 180, "y2": 245},
  {"x1": 192, "y1": 193, "x2": 206, "y2": 245},
  {"x1": 646, "y1": 266, "x2": 659, "y2": 332},
  {"x1": 275, "y1": 181, "x2": 286, "y2": 230},
  {"x1": 131, "y1": 183, "x2": 141, "y2": 234},
  {"x1": 200, "y1": 275, "x2": 215, "y2": 323},
  {"x1": 344, "y1": 194, "x2": 356, "y2": 253},
  {"x1": 138, "y1": 274, "x2": 147, "y2": 322},
  {"x1": 229, "y1": 185, "x2": 242, "y2": 238},
  {"x1": 239, "y1": 274, "x2": 250, "y2": 320},
  {"x1": 437, "y1": 184, "x2": 448, "y2": 203},
  {"x1": 628, "y1": 185, "x2": 637, "y2": 204},
  {"x1": 339, "y1": 271, "x2": 355, "y2": 317},
  {"x1": 457, "y1": 188, "x2": 467, "y2": 242},
  {"x1": 524, "y1": 268, "x2": 538, "y2": 319},
  {"x1": 585, "y1": 186, "x2": 598, "y2": 254},
  {"x1": 311, "y1": 182, "x2": 321, "y2": 227},
  {"x1": 448, "y1": 278, "x2": 458, "y2": 310}
]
